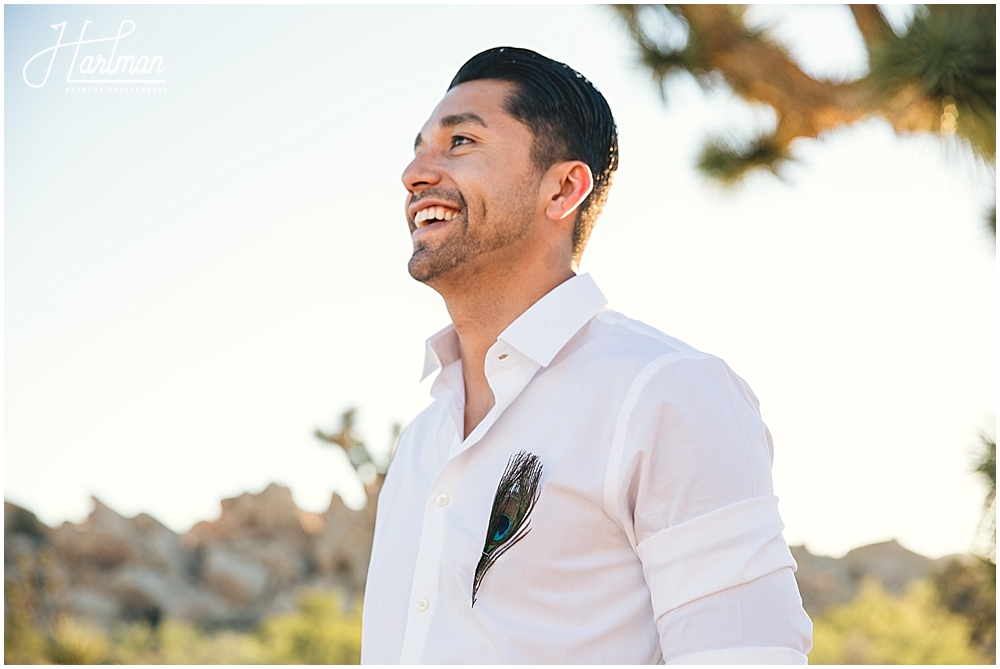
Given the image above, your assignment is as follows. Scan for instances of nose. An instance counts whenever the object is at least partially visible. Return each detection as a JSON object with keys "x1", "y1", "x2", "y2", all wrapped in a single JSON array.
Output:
[{"x1": 401, "y1": 148, "x2": 443, "y2": 195}]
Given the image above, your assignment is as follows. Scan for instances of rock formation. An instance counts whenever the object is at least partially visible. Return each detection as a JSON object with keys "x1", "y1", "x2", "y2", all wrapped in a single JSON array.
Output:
[
  {"x1": 4, "y1": 484, "x2": 372, "y2": 630},
  {"x1": 4, "y1": 487, "x2": 965, "y2": 631},
  {"x1": 790, "y1": 539, "x2": 958, "y2": 615}
]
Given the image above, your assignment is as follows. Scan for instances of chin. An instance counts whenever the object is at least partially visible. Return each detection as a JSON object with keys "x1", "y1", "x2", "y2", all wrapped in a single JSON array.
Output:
[
  {"x1": 407, "y1": 261, "x2": 435, "y2": 284},
  {"x1": 408, "y1": 248, "x2": 476, "y2": 286},
  {"x1": 408, "y1": 253, "x2": 450, "y2": 284}
]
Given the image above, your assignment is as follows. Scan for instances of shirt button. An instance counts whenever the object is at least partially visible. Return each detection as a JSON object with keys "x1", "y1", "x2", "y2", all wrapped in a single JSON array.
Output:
[
  {"x1": 416, "y1": 597, "x2": 429, "y2": 612},
  {"x1": 436, "y1": 493, "x2": 449, "y2": 507}
]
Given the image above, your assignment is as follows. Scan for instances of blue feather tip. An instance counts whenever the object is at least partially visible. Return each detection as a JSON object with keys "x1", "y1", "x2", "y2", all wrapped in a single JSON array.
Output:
[{"x1": 472, "y1": 450, "x2": 543, "y2": 607}]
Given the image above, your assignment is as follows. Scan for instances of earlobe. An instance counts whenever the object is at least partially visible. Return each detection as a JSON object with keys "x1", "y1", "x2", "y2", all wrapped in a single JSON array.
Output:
[{"x1": 546, "y1": 161, "x2": 594, "y2": 222}]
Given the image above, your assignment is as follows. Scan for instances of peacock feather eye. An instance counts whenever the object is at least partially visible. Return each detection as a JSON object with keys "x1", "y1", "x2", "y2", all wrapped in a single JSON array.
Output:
[
  {"x1": 492, "y1": 514, "x2": 511, "y2": 541},
  {"x1": 472, "y1": 451, "x2": 543, "y2": 607}
]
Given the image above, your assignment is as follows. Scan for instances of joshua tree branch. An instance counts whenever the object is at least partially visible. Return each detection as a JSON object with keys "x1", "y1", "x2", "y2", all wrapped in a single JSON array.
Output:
[
  {"x1": 677, "y1": 5, "x2": 870, "y2": 146},
  {"x1": 621, "y1": 5, "x2": 943, "y2": 144},
  {"x1": 848, "y1": 4, "x2": 893, "y2": 45}
]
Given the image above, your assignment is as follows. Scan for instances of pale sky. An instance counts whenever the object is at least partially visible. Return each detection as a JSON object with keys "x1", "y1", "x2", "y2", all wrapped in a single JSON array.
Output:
[{"x1": 5, "y1": 4, "x2": 995, "y2": 560}]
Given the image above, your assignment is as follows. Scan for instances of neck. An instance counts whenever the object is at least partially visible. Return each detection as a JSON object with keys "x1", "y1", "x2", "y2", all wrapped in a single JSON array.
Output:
[
  {"x1": 448, "y1": 264, "x2": 575, "y2": 356},
  {"x1": 430, "y1": 247, "x2": 574, "y2": 438}
]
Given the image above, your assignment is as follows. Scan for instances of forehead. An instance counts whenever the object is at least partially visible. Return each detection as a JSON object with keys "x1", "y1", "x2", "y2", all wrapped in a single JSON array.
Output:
[{"x1": 419, "y1": 79, "x2": 524, "y2": 136}]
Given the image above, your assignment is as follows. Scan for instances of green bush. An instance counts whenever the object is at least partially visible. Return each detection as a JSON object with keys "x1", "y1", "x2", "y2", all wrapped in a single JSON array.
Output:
[
  {"x1": 108, "y1": 618, "x2": 271, "y2": 664},
  {"x1": 809, "y1": 578, "x2": 989, "y2": 664},
  {"x1": 46, "y1": 615, "x2": 111, "y2": 664},
  {"x1": 110, "y1": 591, "x2": 361, "y2": 664},
  {"x1": 934, "y1": 557, "x2": 996, "y2": 658},
  {"x1": 4, "y1": 582, "x2": 47, "y2": 664},
  {"x1": 6, "y1": 589, "x2": 362, "y2": 664},
  {"x1": 259, "y1": 592, "x2": 362, "y2": 664}
]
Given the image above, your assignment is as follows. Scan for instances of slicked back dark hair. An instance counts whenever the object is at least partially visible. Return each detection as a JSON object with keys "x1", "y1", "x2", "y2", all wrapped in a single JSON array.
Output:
[{"x1": 449, "y1": 47, "x2": 619, "y2": 263}]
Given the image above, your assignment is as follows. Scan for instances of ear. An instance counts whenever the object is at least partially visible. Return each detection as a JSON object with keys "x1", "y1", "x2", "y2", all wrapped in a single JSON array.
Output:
[{"x1": 543, "y1": 161, "x2": 594, "y2": 223}]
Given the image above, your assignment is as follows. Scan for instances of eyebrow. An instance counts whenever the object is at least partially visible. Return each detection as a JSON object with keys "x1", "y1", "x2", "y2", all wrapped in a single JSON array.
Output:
[{"x1": 414, "y1": 112, "x2": 489, "y2": 150}]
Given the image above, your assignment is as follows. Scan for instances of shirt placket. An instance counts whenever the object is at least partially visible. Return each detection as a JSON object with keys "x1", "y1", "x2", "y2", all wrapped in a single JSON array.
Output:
[
  {"x1": 398, "y1": 430, "x2": 463, "y2": 663},
  {"x1": 400, "y1": 343, "x2": 542, "y2": 662}
]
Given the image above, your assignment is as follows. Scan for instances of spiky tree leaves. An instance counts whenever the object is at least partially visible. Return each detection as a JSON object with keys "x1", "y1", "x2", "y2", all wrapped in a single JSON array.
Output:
[
  {"x1": 973, "y1": 431, "x2": 996, "y2": 563},
  {"x1": 697, "y1": 133, "x2": 790, "y2": 186},
  {"x1": 869, "y1": 5, "x2": 996, "y2": 160},
  {"x1": 615, "y1": 4, "x2": 996, "y2": 189},
  {"x1": 614, "y1": 5, "x2": 702, "y2": 97}
]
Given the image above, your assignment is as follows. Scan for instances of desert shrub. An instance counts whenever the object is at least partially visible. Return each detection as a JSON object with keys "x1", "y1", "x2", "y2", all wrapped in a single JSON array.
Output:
[
  {"x1": 809, "y1": 578, "x2": 989, "y2": 664},
  {"x1": 258, "y1": 591, "x2": 362, "y2": 664},
  {"x1": 5, "y1": 581, "x2": 47, "y2": 664},
  {"x1": 7, "y1": 588, "x2": 361, "y2": 664},
  {"x1": 108, "y1": 618, "x2": 270, "y2": 664},
  {"x1": 45, "y1": 615, "x2": 110, "y2": 664},
  {"x1": 934, "y1": 557, "x2": 996, "y2": 658},
  {"x1": 104, "y1": 590, "x2": 360, "y2": 664}
]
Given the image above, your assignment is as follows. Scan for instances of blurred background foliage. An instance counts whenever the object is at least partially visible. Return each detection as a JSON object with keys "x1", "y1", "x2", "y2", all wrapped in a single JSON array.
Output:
[
  {"x1": 613, "y1": 4, "x2": 995, "y2": 207},
  {"x1": 5, "y1": 588, "x2": 361, "y2": 664},
  {"x1": 5, "y1": 568, "x2": 994, "y2": 664},
  {"x1": 810, "y1": 578, "x2": 990, "y2": 664}
]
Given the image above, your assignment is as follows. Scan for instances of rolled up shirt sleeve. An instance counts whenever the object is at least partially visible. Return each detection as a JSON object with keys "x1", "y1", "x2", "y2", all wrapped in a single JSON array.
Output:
[{"x1": 609, "y1": 354, "x2": 813, "y2": 663}]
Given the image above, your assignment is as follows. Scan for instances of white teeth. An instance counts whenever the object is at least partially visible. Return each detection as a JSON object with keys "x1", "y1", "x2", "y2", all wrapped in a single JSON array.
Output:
[{"x1": 413, "y1": 205, "x2": 458, "y2": 229}]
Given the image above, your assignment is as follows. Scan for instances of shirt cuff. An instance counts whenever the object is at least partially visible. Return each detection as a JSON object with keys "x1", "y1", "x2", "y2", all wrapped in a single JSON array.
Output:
[
  {"x1": 636, "y1": 495, "x2": 796, "y2": 616},
  {"x1": 665, "y1": 647, "x2": 808, "y2": 664}
]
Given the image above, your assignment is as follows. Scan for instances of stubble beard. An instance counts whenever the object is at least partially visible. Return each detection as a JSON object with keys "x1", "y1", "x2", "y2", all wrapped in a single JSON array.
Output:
[{"x1": 407, "y1": 187, "x2": 534, "y2": 285}]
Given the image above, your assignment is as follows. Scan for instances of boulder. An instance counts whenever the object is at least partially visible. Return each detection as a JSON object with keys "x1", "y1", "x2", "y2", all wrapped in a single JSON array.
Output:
[
  {"x1": 842, "y1": 539, "x2": 937, "y2": 595},
  {"x1": 791, "y1": 545, "x2": 856, "y2": 613},
  {"x1": 230, "y1": 539, "x2": 311, "y2": 586},
  {"x1": 185, "y1": 484, "x2": 313, "y2": 551},
  {"x1": 48, "y1": 497, "x2": 191, "y2": 578},
  {"x1": 5, "y1": 502, "x2": 49, "y2": 540},
  {"x1": 200, "y1": 545, "x2": 272, "y2": 606},
  {"x1": 111, "y1": 565, "x2": 231, "y2": 624},
  {"x1": 57, "y1": 586, "x2": 121, "y2": 628},
  {"x1": 312, "y1": 493, "x2": 373, "y2": 593},
  {"x1": 792, "y1": 539, "x2": 949, "y2": 616}
]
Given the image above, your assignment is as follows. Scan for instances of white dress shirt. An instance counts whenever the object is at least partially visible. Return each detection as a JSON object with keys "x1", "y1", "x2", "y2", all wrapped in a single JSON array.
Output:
[{"x1": 361, "y1": 273, "x2": 812, "y2": 664}]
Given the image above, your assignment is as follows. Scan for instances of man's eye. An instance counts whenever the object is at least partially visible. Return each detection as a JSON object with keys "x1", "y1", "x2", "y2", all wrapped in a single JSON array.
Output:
[{"x1": 451, "y1": 136, "x2": 472, "y2": 148}]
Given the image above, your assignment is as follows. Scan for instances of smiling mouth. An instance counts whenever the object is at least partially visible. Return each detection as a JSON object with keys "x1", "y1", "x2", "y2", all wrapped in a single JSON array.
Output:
[{"x1": 414, "y1": 205, "x2": 460, "y2": 229}]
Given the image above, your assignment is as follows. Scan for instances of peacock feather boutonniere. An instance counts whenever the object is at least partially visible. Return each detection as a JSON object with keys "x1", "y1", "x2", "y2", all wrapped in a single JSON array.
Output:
[{"x1": 471, "y1": 450, "x2": 543, "y2": 607}]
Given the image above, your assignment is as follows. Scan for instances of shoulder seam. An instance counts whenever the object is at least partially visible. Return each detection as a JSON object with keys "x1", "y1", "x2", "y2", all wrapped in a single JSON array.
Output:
[
  {"x1": 602, "y1": 351, "x2": 691, "y2": 549},
  {"x1": 594, "y1": 310, "x2": 712, "y2": 361}
]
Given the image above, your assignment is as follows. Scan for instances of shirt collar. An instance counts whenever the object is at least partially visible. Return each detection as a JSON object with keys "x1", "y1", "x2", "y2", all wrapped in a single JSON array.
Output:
[
  {"x1": 421, "y1": 324, "x2": 460, "y2": 381},
  {"x1": 421, "y1": 273, "x2": 608, "y2": 380}
]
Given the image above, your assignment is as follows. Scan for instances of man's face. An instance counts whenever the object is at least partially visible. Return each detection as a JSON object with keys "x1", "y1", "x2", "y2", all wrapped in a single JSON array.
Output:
[{"x1": 402, "y1": 79, "x2": 542, "y2": 284}]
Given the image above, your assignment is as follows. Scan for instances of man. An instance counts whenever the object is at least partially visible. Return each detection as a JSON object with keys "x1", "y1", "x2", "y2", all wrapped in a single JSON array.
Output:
[{"x1": 361, "y1": 46, "x2": 812, "y2": 664}]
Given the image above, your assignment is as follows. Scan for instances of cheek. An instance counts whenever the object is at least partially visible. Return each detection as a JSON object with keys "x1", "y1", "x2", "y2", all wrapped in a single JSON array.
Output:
[
  {"x1": 505, "y1": 172, "x2": 543, "y2": 214},
  {"x1": 457, "y1": 158, "x2": 538, "y2": 221}
]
